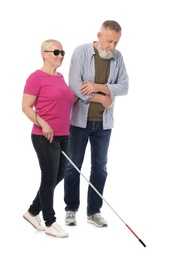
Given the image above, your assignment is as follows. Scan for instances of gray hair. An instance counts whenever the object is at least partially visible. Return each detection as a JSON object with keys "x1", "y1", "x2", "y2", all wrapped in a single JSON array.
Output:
[{"x1": 101, "y1": 20, "x2": 122, "y2": 32}]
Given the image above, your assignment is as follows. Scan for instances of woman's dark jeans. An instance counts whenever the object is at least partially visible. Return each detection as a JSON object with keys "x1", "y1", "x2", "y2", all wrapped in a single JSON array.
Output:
[
  {"x1": 28, "y1": 134, "x2": 69, "y2": 226},
  {"x1": 64, "y1": 121, "x2": 112, "y2": 216}
]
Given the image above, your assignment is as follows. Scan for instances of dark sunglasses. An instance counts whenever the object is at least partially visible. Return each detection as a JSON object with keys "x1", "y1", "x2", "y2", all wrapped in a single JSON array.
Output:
[{"x1": 44, "y1": 49, "x2": 65, "y2": 56}]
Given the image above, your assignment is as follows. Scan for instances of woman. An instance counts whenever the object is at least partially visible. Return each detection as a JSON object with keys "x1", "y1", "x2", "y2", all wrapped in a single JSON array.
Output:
[{"x1": 22, "y1": 39, "x2": 75, "y2": 238}]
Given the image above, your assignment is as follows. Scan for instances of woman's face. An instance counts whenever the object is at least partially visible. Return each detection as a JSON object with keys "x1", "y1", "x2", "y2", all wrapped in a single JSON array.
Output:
[{"x1": 42, "y1": 42, "x2": 65, "y2": 67}]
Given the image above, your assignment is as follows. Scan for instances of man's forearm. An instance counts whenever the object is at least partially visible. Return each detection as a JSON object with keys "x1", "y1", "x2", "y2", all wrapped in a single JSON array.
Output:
[
  {"x1": 88, "y1": 93, "x2": 104, "y2": 103},
  {"x1": 88, "y1": 93, "x2": 112, "y2": 109},
  {"x1": 81, "y1": 82, "x2": 111, "y2": 96},
  {"x1": 97, "y1": 84, "x2": 110, "y2": 95}
]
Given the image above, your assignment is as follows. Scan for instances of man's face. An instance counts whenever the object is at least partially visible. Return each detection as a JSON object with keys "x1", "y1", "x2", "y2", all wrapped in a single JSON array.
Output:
[{"x1": 97, "y1": 29, "x2": 121, "y2": 59}]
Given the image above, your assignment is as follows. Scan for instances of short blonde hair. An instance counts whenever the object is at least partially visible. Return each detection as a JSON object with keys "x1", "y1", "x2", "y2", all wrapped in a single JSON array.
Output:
[
  {"x1": 41, "y1": 39, "x2": 62, "y2": 61},
  {"x1": 41, "y1": 39, "x2": 62, "y2": 53}
]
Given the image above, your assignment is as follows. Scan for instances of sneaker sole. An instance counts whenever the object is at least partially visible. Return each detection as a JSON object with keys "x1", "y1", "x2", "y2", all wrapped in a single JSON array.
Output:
[
  {"x1": 87, "y1": 220, "x2": 108, "y2": 227},
  {"x1": 45, "y1": 231, "x2": 69, "y2": 238},
  {"x1": 65, "y1": 222, "x2": 77, "y2": 226}
]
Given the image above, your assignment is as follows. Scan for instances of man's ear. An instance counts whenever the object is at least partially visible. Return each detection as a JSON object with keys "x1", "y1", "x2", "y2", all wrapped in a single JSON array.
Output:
[{"x1": 97, "y1": 31, "x2": 101, "y2": 39}]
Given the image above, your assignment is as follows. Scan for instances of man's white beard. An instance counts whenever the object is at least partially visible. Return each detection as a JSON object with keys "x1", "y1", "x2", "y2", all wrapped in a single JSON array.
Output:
[{"x1": 98, "y1": 45, "x2": 113, "y2": 59}]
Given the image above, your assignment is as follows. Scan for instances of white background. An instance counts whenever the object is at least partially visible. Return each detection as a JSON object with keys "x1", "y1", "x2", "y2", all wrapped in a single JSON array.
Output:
[{"x1": 1, "y1": 0, "x2": 175, "y2": 259}]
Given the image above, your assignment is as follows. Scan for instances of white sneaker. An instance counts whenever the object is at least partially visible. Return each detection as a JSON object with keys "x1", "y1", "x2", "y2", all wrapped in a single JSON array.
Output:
[
  {"x1": 45, "y1": 222, "x2": 69, "y2": 238},
  {"x1": 23, "y1": 211, "x2": 45, "y2": 231}
]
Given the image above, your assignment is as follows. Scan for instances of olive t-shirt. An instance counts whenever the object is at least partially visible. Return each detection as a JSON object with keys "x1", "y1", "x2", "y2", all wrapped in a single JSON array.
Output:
[{"x1": 87, "y1": 47, "x2": 110, "y2": 121}]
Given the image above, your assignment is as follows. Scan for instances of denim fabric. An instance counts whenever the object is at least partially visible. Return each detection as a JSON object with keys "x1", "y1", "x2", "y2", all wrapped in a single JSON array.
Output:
[
  {"x1": 29, "y1": 134, "x2": 69, "y2": 226},
  {"x1": 64, "y1": 121, "x2": 111, "y2": 216}
]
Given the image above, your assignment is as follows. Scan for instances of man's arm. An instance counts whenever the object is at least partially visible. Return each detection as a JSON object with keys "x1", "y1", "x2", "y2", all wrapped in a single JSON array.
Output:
[
  {"x1": 80, "y1": 82, "x2": 110, "y2": 96},
  {"x1": 87, "y1": 93, "x2": 112, "y2": 109}
]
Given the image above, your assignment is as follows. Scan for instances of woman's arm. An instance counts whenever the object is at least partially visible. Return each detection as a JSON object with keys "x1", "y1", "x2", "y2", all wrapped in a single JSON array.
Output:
[{"x1": 22, "y1": 93, "x2": 54, "y2": 143}]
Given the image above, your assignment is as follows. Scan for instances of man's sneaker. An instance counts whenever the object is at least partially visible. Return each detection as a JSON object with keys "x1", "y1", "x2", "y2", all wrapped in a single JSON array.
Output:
[
  {"x1": 65, "y1": 211, "x2": 77, "y2": 226},
  {"x1": 87, "y1": 213, "x2": 108, "y2": 227},
  {"x1": 45, "y1": 222, "x2": 69, "y2": 238},
  {"x1": 23, "y1": 211, "x2": 45, "y2": 231}
]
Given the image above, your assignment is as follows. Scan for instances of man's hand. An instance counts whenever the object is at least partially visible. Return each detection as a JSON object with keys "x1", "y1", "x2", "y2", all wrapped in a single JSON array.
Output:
[
  {"x1": 88, "y1": 93, "x2": 112, "y2": 109},
  {"x1": 101, "y1": 95, "x2": 112, "y2": 109},
  {"x1": 80, "y1": 81, "x2": 110, "y2": 96},
  {"x1": 80, "y1": 81, "x2": 97, "y2": 95}
]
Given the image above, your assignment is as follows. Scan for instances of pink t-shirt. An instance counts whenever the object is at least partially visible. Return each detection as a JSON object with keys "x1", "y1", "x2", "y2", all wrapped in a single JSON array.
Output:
[{"x1": 23, "y1": 70, "x2": 74, "y2": 136}]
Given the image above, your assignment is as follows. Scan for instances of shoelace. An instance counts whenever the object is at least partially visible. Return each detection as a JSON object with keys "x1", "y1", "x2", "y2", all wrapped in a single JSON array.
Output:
[
  {"x1": 35, "y1": 215, "x2": 42, "y2": 226},
  {"x1": 67, "y1": 211, "x2": 75, "y2": 218},
  {"x1": 53, "y1": 223, "x2": 65, "y2": 232}
]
